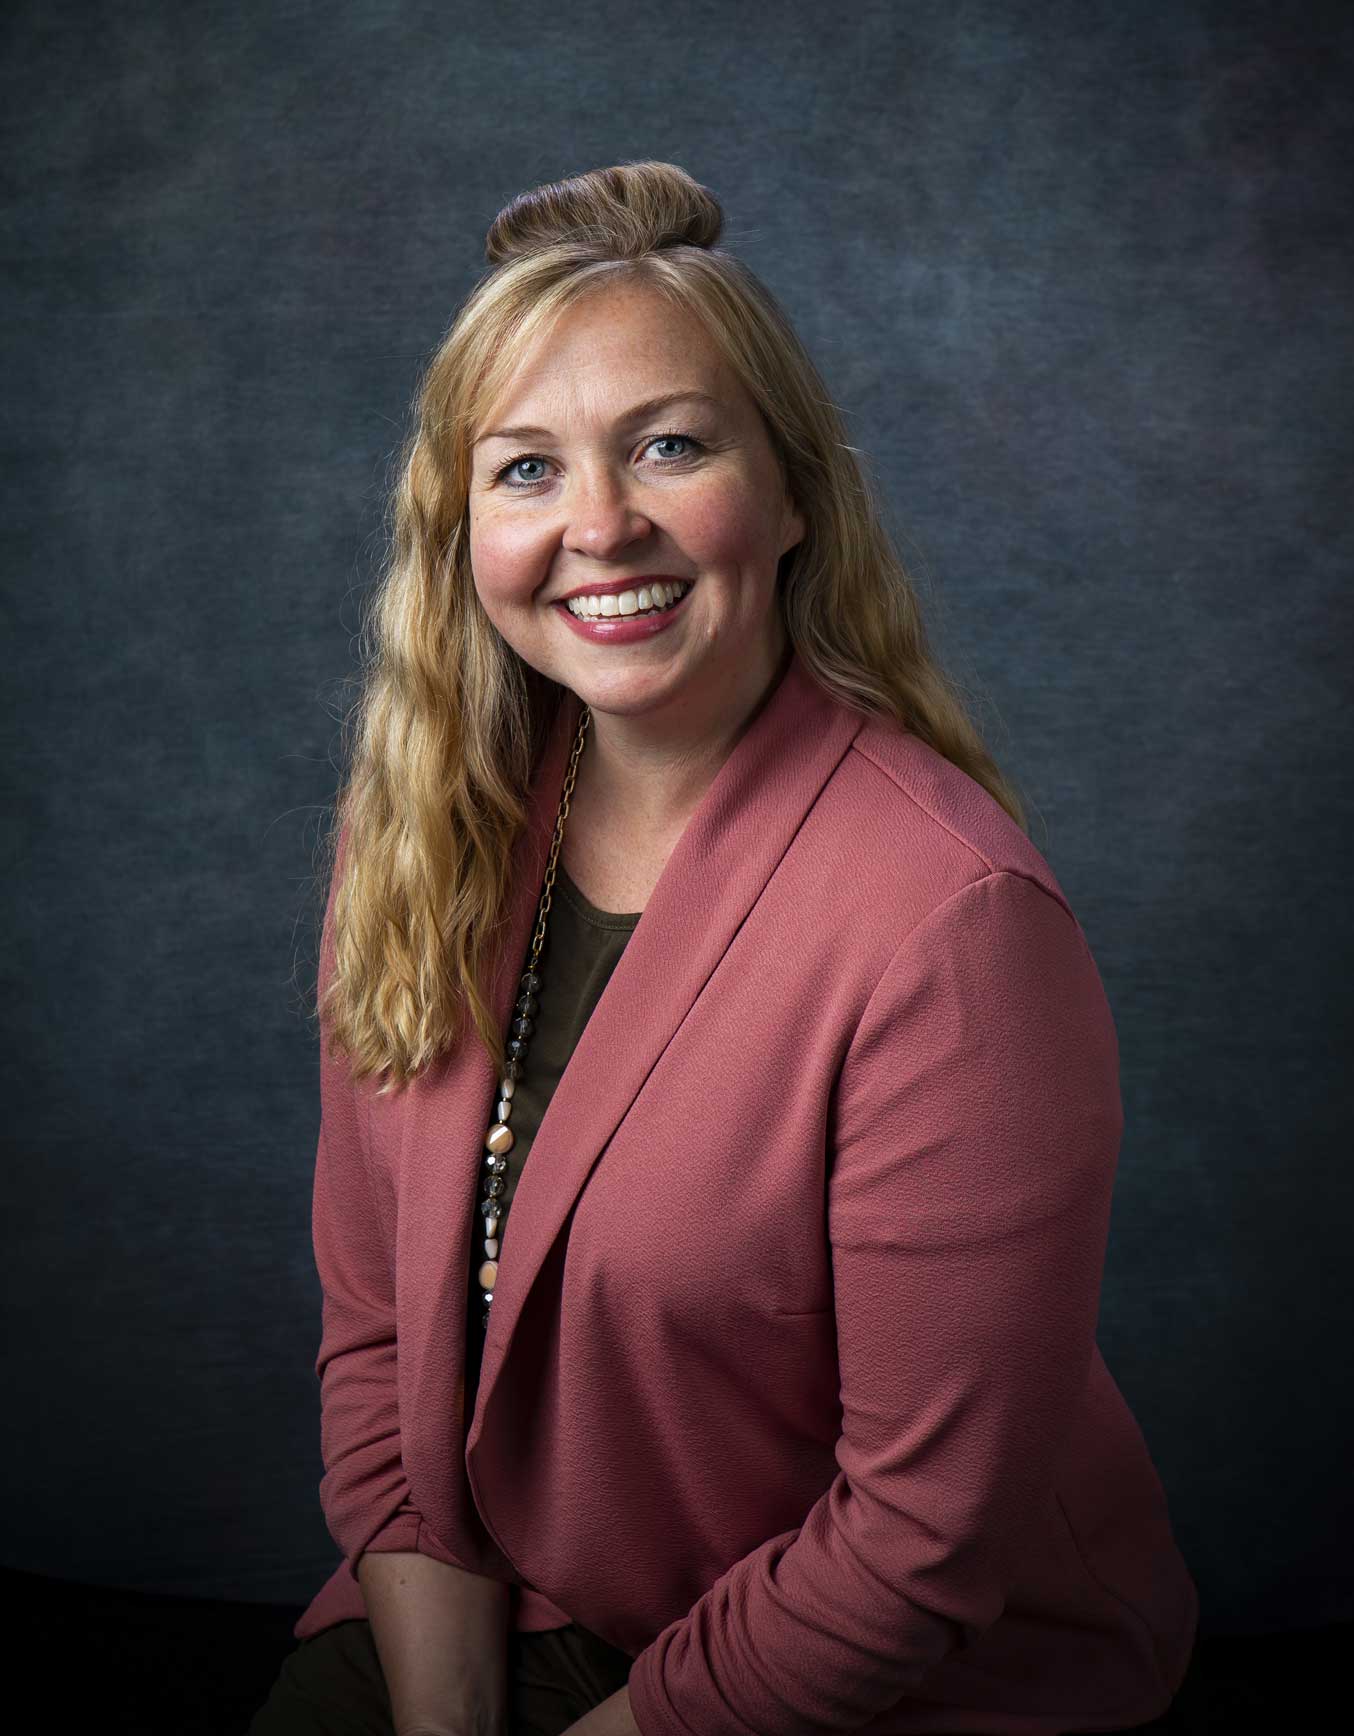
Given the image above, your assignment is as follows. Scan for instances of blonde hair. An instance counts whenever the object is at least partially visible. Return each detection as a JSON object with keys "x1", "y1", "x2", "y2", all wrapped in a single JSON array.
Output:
[{"x1": 315, "y1": 160, "x2": 1028, "y2": 1094}]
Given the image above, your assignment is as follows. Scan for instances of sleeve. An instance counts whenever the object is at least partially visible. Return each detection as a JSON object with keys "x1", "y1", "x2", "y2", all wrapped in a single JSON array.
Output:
[
  {"x1": 627, "y1": 870, "x2": 1125, "y2": 1736},
  {"x1": 311, "y1": 822, "x2": 470, "y2": 1577}
]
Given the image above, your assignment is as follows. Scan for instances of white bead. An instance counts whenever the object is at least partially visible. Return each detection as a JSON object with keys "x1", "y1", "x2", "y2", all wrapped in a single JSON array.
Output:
[
  {"x1": 499, "y1": 1077, "x2": 515, "y2": 1099},
  {"x1": 496, "y1": 1098, "x2": 512, "y2": 1121},
  {"x1": 485, "y1": 1237, "x2": 499, "y2": 1257}
]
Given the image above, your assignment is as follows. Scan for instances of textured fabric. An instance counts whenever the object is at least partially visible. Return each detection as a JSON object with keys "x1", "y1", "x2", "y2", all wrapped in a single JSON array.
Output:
[
  {"x1": 294, "y1": 649, "x2": 1199, "y2": 1734},
  {"x1": 247, "y1": 1617, "x2": 634, "y2": 1736}
]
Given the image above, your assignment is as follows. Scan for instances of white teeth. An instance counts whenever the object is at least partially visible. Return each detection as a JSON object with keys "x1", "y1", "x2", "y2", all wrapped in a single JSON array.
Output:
[{"x1": 566, "y1": 581, "x2": 691, "y2": 619}]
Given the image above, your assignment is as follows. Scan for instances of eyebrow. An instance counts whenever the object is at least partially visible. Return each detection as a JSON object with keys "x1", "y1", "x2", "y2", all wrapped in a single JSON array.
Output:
[{"x1": 473, "y1": 390, "x2": 726, "y2": 448}]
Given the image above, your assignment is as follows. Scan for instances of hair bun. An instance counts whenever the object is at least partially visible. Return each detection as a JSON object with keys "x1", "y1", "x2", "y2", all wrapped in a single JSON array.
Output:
[{"x1": 484, "y1": 160, "x2": 724, "y2": 265}]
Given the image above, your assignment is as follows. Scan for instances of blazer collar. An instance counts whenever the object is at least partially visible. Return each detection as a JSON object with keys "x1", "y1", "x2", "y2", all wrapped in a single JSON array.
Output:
[{"x1": 462, "y1": 648, "x2": 865, "y2": 1461}]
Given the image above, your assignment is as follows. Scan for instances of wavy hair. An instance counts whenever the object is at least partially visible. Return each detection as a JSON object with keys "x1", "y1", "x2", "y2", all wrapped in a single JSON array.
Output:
[{"x1": 314, "y1": 160, "x2": 1028, "y2": 1094}]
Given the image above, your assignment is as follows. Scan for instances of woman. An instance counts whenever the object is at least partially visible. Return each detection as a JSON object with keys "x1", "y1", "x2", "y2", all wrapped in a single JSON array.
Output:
[{"x1": 250, "y1": 162, "x2": 1198, "y2": 1736}]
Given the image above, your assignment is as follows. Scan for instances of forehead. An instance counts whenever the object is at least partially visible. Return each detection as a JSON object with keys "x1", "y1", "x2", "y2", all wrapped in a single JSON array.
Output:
[{"x1": 476, "y1": 281, "x2": 739, "y2": 434}]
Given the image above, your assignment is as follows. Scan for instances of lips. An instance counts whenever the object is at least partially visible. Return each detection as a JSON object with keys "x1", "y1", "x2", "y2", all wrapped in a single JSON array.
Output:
[{"x1": 554, "y1": 578, "x2": 694, "y2": 641}]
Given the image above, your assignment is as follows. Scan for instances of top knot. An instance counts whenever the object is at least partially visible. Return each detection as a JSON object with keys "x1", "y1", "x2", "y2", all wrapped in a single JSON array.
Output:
[{"x1": 484, "y1": 161, "x2": 724, "y2": 265}]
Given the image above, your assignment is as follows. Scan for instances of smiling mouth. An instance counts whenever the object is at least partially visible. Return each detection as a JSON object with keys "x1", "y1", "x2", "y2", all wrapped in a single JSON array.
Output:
[{"x1": 557, "y1": 579, "x2": 695, "y2": 621}]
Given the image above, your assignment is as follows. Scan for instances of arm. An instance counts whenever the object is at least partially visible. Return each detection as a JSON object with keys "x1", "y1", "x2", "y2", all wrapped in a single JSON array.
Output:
[
  {"x1": 312, "y1": 827, "x2": 509, "y2": 1734},
  {"x1": 626, "y1": 871, "x2": 1124, "y2": 1736},
  {"x1": 558, "y1": 1685, "x2": 642, "y2": 1736},
  {"x1": 359, "y1": 1551, "x2": 509, "y2": 1736}
]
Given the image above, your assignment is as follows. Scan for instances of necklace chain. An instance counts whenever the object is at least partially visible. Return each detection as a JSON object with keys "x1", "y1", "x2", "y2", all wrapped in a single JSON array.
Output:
[
  {"x1": 474, "y1": 702, "x2": 592, "y2": 1332},
  {"x1": 525, "y1": 703, "x2": 591, "y2": 975}
]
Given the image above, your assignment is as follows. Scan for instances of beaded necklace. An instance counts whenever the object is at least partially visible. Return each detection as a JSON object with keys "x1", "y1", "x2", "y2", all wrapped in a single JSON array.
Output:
[{"x1": 475, "y1": 700, "x2": 592, "y2": 1331}]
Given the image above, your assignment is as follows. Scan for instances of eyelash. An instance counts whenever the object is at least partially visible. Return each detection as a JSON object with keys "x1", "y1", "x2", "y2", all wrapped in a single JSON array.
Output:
[{"x1": 492, "y1": 430, "x2": 706, "y2": 490}]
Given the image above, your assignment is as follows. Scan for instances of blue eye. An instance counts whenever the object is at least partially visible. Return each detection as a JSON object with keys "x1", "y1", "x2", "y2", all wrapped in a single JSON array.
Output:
[
  {"x1": 493, "y1": 431, "x2": 704, "y2": 490},
  {"x1": 501, "y1": 455, "x2": 548, "y2": 486}
]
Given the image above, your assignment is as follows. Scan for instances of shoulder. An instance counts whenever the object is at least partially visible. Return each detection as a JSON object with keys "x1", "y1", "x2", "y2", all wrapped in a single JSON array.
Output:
[
  {"x1": 821, "y1": 722, "x2": 1119, "y2": 1096},
  {"x1": 803, "y1": 707, "x2": 1079, "y2": 938}
]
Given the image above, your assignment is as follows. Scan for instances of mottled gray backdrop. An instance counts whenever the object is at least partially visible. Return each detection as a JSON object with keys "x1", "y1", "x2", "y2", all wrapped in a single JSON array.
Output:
[{"x1": 2, "y1": 0, "x2": 1350, "y2": 1634}]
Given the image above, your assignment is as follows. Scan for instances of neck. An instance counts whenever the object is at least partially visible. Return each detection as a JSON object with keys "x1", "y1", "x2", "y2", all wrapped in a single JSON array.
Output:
[{"x1": 573, "y1": 630, "x2": 792, "y2": 839}]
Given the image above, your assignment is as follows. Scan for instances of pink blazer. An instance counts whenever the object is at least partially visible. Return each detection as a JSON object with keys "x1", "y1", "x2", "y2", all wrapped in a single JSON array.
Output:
[{"x1": 294, "y1": 650, "x2": 1198, "y2": 1735}]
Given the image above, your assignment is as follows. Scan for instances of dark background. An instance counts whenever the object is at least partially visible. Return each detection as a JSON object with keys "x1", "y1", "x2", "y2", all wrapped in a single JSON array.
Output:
[{"x1": 3, "y1": 0, "x2": 1350, "y2": 1645}]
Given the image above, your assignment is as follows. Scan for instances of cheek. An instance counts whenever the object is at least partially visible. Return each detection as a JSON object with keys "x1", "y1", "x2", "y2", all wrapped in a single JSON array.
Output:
[
  {"x1": 681, "y1": 479, "x2": 782, "y2": 566},
  {"x1": 468, "y1": 512, "x2": 546, "y2": 605}
]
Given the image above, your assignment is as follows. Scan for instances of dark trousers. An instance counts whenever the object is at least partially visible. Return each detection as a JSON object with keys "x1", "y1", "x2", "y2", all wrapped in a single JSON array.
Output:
[
  {"x1": 247, "y1": 1615, "x2": 1193, "y2": 1735},
  {"x1": 247, "y1": 1618, "x2": 634, "y2": 1736}
]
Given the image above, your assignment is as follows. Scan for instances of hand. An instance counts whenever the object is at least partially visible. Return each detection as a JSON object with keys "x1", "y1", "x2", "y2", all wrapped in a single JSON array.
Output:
[{"x1": 558, "y1": 1684, "x2": 643, "y2": 1736}]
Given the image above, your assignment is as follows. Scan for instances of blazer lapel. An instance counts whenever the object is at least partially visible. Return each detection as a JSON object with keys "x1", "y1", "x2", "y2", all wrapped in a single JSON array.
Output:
[{"x1": 464, "y1": 649, "x2": 865, "y2": 1468}]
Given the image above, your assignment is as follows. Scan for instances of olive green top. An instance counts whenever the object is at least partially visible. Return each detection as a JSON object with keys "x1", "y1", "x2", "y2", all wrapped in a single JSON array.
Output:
[{"x1": 463, "y1": 862, "x2": 642, "y2": 1432}]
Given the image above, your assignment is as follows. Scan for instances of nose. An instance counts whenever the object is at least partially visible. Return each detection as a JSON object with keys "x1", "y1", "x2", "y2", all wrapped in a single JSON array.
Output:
[{"x1": 560, "y1": 465, "x2": 653, "y2": 560}]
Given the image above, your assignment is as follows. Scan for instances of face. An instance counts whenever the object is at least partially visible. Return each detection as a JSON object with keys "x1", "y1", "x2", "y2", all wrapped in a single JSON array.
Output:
[{"x1": 466, "y1": 279, "x2": 804, "y2": 735}]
